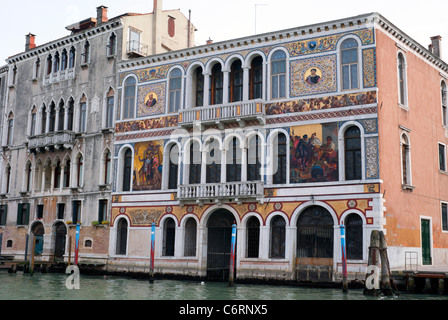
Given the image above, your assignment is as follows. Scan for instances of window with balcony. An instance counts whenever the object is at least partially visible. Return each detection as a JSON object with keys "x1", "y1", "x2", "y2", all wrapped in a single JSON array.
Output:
[
  {"x1": 210, "y1": 63, "x2": 223, "y2": 105},
  {"x1": 188, "y1": 141, "x2": 201, "y2": 185},
  {"x1": 271, "y1": 50, "x2": 286, "y2": 100},
  {"x1": 206, "y1": 138, "x2": 221, "y2": 184},
  {"x1": 123, "y1": 77, "x2": 136, "y2": 119},
  {"x1": 169, "y1": 69, "x2": 182, "y2": 113},
  {"x1": 230, "y1": 60, "x2": 243, "y2": 103},
  {"x1": 341, "y1": 38, "x2": 359, "y2": 90},
  {"x1": 250, "y1": 56, "x2": 263, "y2": 100},
  {"x1": 194, "y1": 67, "x2": 204, "y2": 107},
  {"x1": 247, "y1": 135, "x2": 262, "y2": 181},
  {"x1": 226, "y1": 137, "x2": 241, "y2": 182}
]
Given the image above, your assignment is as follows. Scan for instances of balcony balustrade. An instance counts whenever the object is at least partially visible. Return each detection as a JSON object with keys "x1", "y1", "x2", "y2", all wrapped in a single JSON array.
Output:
[
  {"x1": 179, "y1": 100, "x2": 266, "y2": 128},
  {"x1": 28, "y1": 131, "x2": 76, "y2": 152},
  {"x1": 178, "y1": 181, "x2": 264, "y2": 204}
]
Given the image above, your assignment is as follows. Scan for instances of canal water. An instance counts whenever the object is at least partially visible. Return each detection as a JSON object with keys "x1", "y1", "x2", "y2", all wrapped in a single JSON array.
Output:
[{"x1": 1, "y1": 270, "x2": 447, "y2": 301}]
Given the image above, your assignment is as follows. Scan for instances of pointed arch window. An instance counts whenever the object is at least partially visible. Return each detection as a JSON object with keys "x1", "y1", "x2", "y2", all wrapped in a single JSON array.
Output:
[
  {"x1": 67, "y1": 98, "x2": 74, "y2": 131},
  {"x1": 401, "y1": 134, "x2": 412, "y2": 186},
  {"x1": 58, "y1": 100, "x2": 65, "y2": 131},
  {"x1": 63, "y1": 159, "x2": 71, "y2": 188},
  {"x1": 79, "y1": 95, "x2": 87, "y2": 132},
  {"x1": 76, "y1": 155, "x2": 84, "y2": 187},
  {"x1": 104, "y1": 150, "x2": 111, "y2": 185},
  {"x1": 341, "y1": 38, "x2": 359, "y2": 90},
  {"x1": 46, "y1": 55, "x2": 52, "y2": 75},
  {"x1": 49, "y1": 102, "x2": 56, "y2": 132},
  {"x1": 6, "y1": 113, "x2": 14, "y2": 146},
  {"x1": 25, "y1": 162, "x2": 32, "y2": 192},
  {"x1": 106, "y1": 88, "x2": 115, "y2": 128},
  {"x1": 61, "y1": 49, "x2": 68, "y2": 71},
  {"x1": 53, "y1": 52, "x2": 60, "y2": 73},
  {"x1": 54, "y1": 161, "x2": 61, "y2": 189},
  {"x1": 30, "y1": 108, "x2": 37, "y2": 136},
  {"x1": 41, "y1": 104, "x2": 47, "y2": 134},
  {"x1": 69, "y1": 47, "x2": 76, "y2": 69}
]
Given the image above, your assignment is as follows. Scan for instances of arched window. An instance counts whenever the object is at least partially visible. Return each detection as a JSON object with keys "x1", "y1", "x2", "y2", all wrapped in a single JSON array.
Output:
[
  {"x1": 49, "y1": 102, "x2": 56, "y2": 132},
  {"x1": 30, "y1": 107, "x2": 37, "y2": 136},
  {"x1": 67, "y1": 98, "x2": 74, "y2": 131},
  {"x1": 188, "y1": 142, "x2": 201, "y2": 184},
  {"x1": 169, "y1": 69, "x2": 182, "y2": 113},
  {"x1": 34, "y1": 57, "x2": 40, "y2": 79},
  {"x1": 61, "y1": 49, "x2": 68, "y2": 71},
  {"x1": 247, "y1": 135, "x2": 261, "y2": 181},
  {"x1": 273, "y1": 133, "x2": 287, "y2": 184},
  {"x1": 104, "y1": 150, "x2": 111, "y2": 185},
  {"x1": 230, "y1": 60, "x2": 243, "y2": 103},
  {"x1": 271, "y1": 50, "x2": 286, "y2": 99},
  {"x1": 401, "y1": 134, "x2": 411, "y2": 186},
  {"x1": 76, "y1": 155, "x2": 84, "y2": 187},
  {"x1": 69, "y1": 47, "x2": 76, "y2": 69},
  {"x1": 270, "y1": 215, "x2": 286, "y2": 258},
  {"x1": 108, "y1": 33, "x2": 117, "y2": 56},
  {"x1": 398, "y1": 52, "x2": 407, "y2": 106},
  {"x1": 341, "y1": 38, "x2": 359, "y2": 90},
  {"x1": 53, "y1": 52, "x2": 60, "y2": 73},
  {"x1": 34, "y1": 161, "x2": 43, "y2": 191},
  {"x1": 194, "y1": 67, "x2": 204, "y2": 107},
  {"x1": 122, "y1": 148, "x2": 133, "y2": 192},
  {"x1": 82, "y1": 41, "x2": 90, "y2": 64},
  {"x1": 250, "y1": 56, "x2": 263, "y2": 100},
  {"x1": 226, "y1": 137, "x2": 241, "y2": 182},
  {"x1": 168, "y1": 144, "x2": 179, "y2": 190},
  {"x1": 4, "y1": 164, "x2": 11, "y2": 194},
  {"x1": 246, "y1": 216, "x2": 260, "y2": 258},
  {"x1": 344, "y1": 126, "x2": 362, "y2": 180},
  {"x1": 58, "y1": 100, "x2": 65, "y2": 131},
  {"x1": 442, "y1": 81, "x2": 447, "y2": 126},
  {"x1": 41, "y1": 104, "x2": 47, "y2": 134},
  {"x1": 206, "y1": 138, "x2": 221, "y2": 184},
  {"x1": 184, "y1": 218, "x2": 197, "y2": 257},
  {"x1": 106, "y1": 88, "x2": 115, "y2": 128},
  {"x1": 63, "y1": 159, "x2": 71, "y2": 188},
  {"x1": 25, "y1": 162, "x2": 32, "y2": 192},
  {"x1": 6, "y1": 113, "x2": 14, "y2": 146},
  {"x1": 163, "y1": 218, "x2": 176, "y2": 256},
  {"x1": 210, "y1": 63, "x2": 223, "y2": 105},
  {"x1": 54, "y1": 160, "x2": 61, "y2": 189},
  {"x1": 345, "y1": 214, "x2": 363, "y2": 260},
  {"x1": 123, "y1": 77, "x2": 136, "y2": 119},
  {"x1": 297, "y1": 206, "x2": 334, "y2": 258},
  {"x1": 46, "y1": 55, "x2": 52, "y2": 75},
  {"x1": 79, "y1": 95, "x2": 87, "y2": 132},
  {"x1": 116, "y1": 218, "x2": 128, "y2": 255}
]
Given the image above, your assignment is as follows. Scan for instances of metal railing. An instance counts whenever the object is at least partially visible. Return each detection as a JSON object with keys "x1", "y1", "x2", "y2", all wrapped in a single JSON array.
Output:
[{"x1": 127, "y1": 40, "x2": 148, "y2": 57}]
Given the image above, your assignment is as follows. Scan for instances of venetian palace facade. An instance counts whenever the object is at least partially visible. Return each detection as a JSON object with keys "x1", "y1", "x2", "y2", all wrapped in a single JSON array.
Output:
[{"x1": 1, "y1": 5, "x2": 448, "y2": 284}]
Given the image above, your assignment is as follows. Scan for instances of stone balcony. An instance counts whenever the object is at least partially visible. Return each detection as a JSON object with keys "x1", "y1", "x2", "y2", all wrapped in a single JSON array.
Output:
[
  {"x1": 28, "y1": 131, "x2": 76, "y2": 152},
  {"x1": 43, "y1": 68, "x2": 75, "y2": 86},
  {"x1": 178, "y1": 181, "x2": 264, "y2": 205},
  {"x1": 179, "y1": 100, "x2": 266, "y2": 128}
]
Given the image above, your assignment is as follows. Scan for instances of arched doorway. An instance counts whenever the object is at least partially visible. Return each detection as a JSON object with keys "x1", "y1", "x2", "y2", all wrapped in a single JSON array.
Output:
[
  {"x1": 31, "y1": 222, "x2": 45, "y2": 256},
  {"x1": 206, "y1": 209, "x2": 235, "y2": 281},
  {"x1": 116, "y1": 218, "x2": 128, "y2": 255},
  {"x1": 296, "y1": 206, "x2": 334, "y2": 282},
  {"x1": 54, "y1": 222, "x2": 67, "y2": 259}
]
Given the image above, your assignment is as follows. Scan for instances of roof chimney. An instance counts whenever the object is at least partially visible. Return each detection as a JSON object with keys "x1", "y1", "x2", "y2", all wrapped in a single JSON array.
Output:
[
  {"x1": 206, "y1": 38, "x2": 213, "y2": 45},
  {"x1": 96, "y1": 5, "x2": 108, "y2": 26},
  {"x1": 153, "y1": 0, "x2": 163, "y2": 12},
  {"x1": 25, "y1": 33, "x2": 36, "y2": 51},
  {"x1": 430, "y1": 35, "x2": 442, "y2": 58}
]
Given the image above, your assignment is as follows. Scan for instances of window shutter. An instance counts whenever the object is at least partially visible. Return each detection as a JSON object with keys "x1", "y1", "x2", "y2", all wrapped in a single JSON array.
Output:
[
  {"x1": 17, "y1": 204, "x2": 23, "y2": 225},
  {"x1": 0, "y1": 205, "x2": 7, "y2": 225},
  {"x1": 24, "y1": 204, "x2": 30, "y2": 225}
]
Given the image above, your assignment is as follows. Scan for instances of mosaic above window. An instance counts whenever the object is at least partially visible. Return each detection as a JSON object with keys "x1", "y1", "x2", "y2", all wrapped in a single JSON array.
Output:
[{"x1": 137, "y1": 82, "x2": 167, "y2": 117}]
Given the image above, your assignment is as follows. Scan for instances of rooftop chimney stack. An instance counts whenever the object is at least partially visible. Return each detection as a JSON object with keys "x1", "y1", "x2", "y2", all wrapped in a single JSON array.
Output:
[
  {"x1": 430, "y1": 35, "x2": 442, "y2": 58},
  {"x1": 25, "y1": 33, "x2": 36, "y2": 51},
  {"x1": 96, "y1": 5, "x2": 108, "y2": 26}
]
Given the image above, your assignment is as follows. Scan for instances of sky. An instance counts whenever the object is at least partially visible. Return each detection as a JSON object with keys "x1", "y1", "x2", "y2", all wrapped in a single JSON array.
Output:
[{"x1": 1, "y1": 0, "x2": 448, "y2": 64}]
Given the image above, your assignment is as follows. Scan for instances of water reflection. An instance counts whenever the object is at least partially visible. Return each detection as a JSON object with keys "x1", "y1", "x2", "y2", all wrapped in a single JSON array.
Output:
[{"x1": 0, "y1": 271, "x2": 447, "y2": 301}]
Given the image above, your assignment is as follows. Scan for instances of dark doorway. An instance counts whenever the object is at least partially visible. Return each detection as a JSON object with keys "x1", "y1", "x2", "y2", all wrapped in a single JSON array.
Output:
[
  {"x1": 116, "y1": 218, "x2": 128, "y2": 255},
  {"x1": 206, "y1": 209, "x2": 235, "y2": 281},
  {"x1": 54, "y1": 222, "x2": 67, "y2": 259}
]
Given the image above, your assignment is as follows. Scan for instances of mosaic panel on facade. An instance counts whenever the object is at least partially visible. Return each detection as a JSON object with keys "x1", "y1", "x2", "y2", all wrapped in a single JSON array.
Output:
[
  {"x1": 133, "y1": 140, "x2": 164, "y2": 191},
  {"x1": 137, "y1": 82, "x2": 167, "y2": 117},
  {"x1": 119, "y1": 65, "x2": 171, "y2": 85},
  {"x1": 365, "y1": 137, "x2": 379, "y2": 179},
  {"x1": 115, "y1": 115, "x2": 178, "y2": 133},
  {"x1": 290, "y1": 54, "x2": 337, "y2": 97},
  {"x1": 362, "y1": 48, "x2": 377, "y2": 88},
  {"x1": 266, "y1": 90, "x2": 377, "y2": 115}
]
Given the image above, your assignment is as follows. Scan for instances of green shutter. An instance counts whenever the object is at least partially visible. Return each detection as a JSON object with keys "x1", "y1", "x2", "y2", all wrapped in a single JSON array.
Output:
[
  {"x1": 24, "y1": 204, "x2": 30, "y2": 225},
  {"x1": 0, "y1": 205, "x2": 7, "y2": 225},
  {"x1": 17, "y1": 203, "x2": 23, "y2": 225}
]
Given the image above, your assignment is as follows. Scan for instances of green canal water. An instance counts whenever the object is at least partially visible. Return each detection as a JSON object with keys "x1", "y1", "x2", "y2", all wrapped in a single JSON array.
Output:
[{"x1": 0, "y1": 271, "x2": 447, "y2": 301}]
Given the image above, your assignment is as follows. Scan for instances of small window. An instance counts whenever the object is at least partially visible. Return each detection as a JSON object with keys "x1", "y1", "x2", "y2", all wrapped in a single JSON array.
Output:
[
  {"x1": 82, "y1": 41, "x2": 90, "y2": 64},
  {"x1": 34, "y1": 58, "x2": 40, "y2": 79},
  {"x1": 36, "y1": 204, "x2": 44, "y2": 219},
  {"x1": 98, "y1": 199, "x2": 107, "y2": 223},
  {"x1": 17, "y1": 203, "x2": 30, "y2": 225},
  {"x1": 6, "y1": 240, "x2": 12, "y2": 248},
  {"x1": 108, "y1": 33, "x2": 117, "y2": 56},
  {"x1": 85, "y1": 239, "x2": 92, "y2": 248},
  {"x1": 441, "y1": 202, "x2": 448, "y2": 232},
  {"x1": 57, "y1": 203, "x2": 65, "y2": 220},
  {"x1": 0, "y1": 205, "x2": 7, "y2": 226},
  {"x1": 439, "y1": 143, "x2": 446, "y2": 171},
  {"x1": 72, "y1": 200, "x2": 81, "y2": 224}
]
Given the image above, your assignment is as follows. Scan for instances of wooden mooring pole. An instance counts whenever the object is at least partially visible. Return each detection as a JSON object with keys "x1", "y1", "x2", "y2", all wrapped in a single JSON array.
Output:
[
  {"x1": 149, "y1": 223, "x2": 155, "y2": 283},
  {"x1": 229, "y1": 223, "x2": 237, "y2": 287},
  {"x1": 379, "y1": 231, "x2": 394, "y2": 296},
  {"x1": 364, "y1": 230, "x2": 380, "y2": 296},
  {"x1": 68, "y1": 236, "x2": 72, "y2": 266},
  {"x1": 340, "y1": 224, "x2": 348, "y2": 293},
  {"x1": 29, "y1": 236, "x2": 36, "y2": 276}
]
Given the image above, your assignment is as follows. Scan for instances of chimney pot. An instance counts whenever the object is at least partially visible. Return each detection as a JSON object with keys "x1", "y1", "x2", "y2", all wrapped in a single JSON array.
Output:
[
  {"x1": 430, "y1": 35, "x2": 442, "y2": 58},
  {"x1": 25, "y1": 33, "x2": 36, "y2": 51},
  {"x1": 206, "y1": 38, "x2": 213, "y2": 44},
  {"x1": 96, "y1": 5, "x2": 108, "y2": 26}
]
